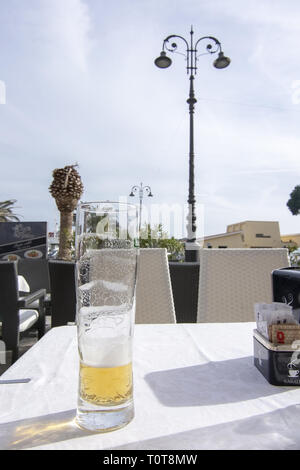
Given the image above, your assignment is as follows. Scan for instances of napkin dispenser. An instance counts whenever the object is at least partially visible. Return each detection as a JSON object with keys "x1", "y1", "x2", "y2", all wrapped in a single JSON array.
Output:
[
  {"x1": 253, "y1": 268, "x2": 300, "y2": 385},
  {"x1": 272, "y1": 267, "x2": 300, "y2": 323},
  {"x1": 253, "y1": 329, "x2": 300, "y2": 386}
]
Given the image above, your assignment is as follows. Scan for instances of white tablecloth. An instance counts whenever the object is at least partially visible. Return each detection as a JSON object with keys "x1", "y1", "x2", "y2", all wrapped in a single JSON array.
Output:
[{"x1": 0, "y1": 322, "x2": 300, "y2": 450}]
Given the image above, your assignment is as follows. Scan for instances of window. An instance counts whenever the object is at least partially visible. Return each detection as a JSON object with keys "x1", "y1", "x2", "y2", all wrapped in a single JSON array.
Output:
[
  {"x1": 218, "y1": 246, "x2": 227, "y2": 248},
  {"x1": 255, "y1": 234, "x2": 271, "y2": 238}
]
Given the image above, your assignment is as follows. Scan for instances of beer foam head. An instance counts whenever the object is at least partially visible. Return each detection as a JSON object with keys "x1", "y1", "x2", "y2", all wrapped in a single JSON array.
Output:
[{"x1": 79, "y1": 335, "x2": 132, "y2": 367}]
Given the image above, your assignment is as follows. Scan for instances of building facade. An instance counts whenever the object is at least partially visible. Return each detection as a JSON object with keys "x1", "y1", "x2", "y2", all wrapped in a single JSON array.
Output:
[
  {"x1": 201, "y1": 221, "x2": 283, "y2": 249},
  {"x1": 281, "y1": 233, "x2": 300, "y2": 249}
]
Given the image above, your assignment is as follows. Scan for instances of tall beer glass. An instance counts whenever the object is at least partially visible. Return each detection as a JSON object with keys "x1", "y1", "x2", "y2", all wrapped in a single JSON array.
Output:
[{"x1": 75, "y1": 202, "x2": 138, "y2": 432}]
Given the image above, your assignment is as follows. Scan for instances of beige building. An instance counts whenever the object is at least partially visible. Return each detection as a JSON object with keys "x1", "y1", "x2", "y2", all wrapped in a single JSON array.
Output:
[
  {"x1": 202, "y1": 221, "x2": 283, "y2": 249},
  {"x1": 281, "y1": 233, "x2": 300, "y2": 249}
]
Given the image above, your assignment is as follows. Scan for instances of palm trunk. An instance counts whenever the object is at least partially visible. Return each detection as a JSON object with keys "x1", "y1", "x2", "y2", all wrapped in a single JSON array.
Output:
[
  {"x1": 58, "y1": 211, "x2": 73, "y2": 261},
  {"x1": 55, "y1": 196, "x2": 78, "y2": 261}
]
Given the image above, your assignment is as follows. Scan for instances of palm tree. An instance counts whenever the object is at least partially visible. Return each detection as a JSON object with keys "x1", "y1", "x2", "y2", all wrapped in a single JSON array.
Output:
[
  {"x1": 0, "y1": 200, "x2": 20, "y2": 222},
  {"x1": 49, "y1": 164, "x2": 84, "y2": 261}
]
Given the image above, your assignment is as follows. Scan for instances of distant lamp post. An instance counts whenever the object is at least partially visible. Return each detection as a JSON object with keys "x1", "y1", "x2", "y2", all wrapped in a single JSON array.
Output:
[
  {"x1": 155, "y1": 27, "x2": 230, "y2": 261},
  {"x1": 129, "y1": 182, "x2": 153, "y2": 235}
]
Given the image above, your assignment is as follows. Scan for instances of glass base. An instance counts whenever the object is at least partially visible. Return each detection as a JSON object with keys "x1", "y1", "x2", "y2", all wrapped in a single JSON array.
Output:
[{"x1": 75, "y1": 398, "x2": 134, "y2": 432}]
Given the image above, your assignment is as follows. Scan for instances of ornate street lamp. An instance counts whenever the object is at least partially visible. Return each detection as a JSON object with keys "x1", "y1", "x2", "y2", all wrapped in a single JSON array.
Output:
[
  {"x1": 129, "y1": 182, "x2": 153, "y2": 235},
  {"x1": 155, "y1": 27, "x2": 230, "y2": 261}
]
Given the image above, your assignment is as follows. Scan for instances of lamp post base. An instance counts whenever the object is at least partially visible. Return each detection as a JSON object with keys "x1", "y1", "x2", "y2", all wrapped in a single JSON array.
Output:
[{"x1": 185, "y1": 241, "x2": 200, "y2": 262}]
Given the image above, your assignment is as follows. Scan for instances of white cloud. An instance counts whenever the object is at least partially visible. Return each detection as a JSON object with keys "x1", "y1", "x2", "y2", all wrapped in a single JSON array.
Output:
[
  {"x1": 205, "y1": 0, "x2": 300, "y2": 29},
  {"x1": 37, "y1": 0, "x2": 93, "y2": 71}
]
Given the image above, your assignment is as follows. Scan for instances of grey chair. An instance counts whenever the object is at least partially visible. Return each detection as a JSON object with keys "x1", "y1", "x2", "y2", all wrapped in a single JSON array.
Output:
[
  {"x1": 48, "y1": 260, "x2": 77, "y2": 327},
  {"x1": 169, "y1": 261, "x2": 200, "y2": 323},
  {"x1": 0, "y1": 261, "x2": 46, "y2": 363},
  {"x1": 17, "y1": 259, "x2": 51, "y2": 315},
  {"x1": 17, "y1": 259, "x2": 50, "y2": 293}
]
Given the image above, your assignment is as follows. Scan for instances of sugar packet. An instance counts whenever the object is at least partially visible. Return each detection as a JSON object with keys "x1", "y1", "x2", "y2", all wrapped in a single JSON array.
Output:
[{"x1": 254, "y1": 302, "x2": 297, "y2": 340}]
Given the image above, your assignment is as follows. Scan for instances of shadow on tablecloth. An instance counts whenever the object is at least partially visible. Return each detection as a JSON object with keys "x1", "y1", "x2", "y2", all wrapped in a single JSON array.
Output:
[
  {"x1": 144, "y1": 356, "x2": 290, "y2": 406},
  {"x1": 0, "y1": 409, "x2": 96, "y2": 449},
  {"x1": 109, "y1": 403, "x2": 300, "y2": 450}
]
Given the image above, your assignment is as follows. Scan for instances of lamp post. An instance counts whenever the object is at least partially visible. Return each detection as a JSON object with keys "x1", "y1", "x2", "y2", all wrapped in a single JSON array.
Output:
[
  {"x1": 129, "y1": 182, "x2": 153, "y2": 235},
  {"x1": 155, "y1": 27, "x2": 230, "y2": 262}
]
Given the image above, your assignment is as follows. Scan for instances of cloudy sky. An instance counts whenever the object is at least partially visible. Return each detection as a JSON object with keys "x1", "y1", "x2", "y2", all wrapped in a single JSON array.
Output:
[{"x1": 0, "y1": 0, "x2": 300, "y2": 238}]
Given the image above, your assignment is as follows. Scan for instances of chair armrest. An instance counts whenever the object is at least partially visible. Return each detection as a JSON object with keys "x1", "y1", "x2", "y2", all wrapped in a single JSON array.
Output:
[
  {"x1": 18, "y1": 289, "x2": 46, "y2": 308},
  {"x1": 18, "y1": 289, "x2": 47, "y2": 338}
]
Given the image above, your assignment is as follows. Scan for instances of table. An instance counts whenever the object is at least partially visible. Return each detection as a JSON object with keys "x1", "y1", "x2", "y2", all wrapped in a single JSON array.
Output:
[{"x1": 0, "y1": 322, "x2": 300, "y2": 450}]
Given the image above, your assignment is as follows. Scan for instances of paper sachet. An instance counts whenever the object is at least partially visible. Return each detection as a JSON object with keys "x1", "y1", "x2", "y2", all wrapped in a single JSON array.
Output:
[{"x1": 254, "y1": 302, "x2": 297, "y2": 340}]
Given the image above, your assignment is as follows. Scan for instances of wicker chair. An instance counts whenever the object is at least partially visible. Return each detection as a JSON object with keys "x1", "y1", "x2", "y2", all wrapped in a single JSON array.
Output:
[
  {"x1": 135, "y1": 248, "x2": 176, "y2": 324},
  {"x1": 197, "y1": 248, "x2": 290, "y2": 323}
]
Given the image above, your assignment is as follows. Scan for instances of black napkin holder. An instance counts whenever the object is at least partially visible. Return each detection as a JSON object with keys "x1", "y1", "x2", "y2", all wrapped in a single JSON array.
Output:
[
  {"x1": 253, "y1": 329, "x2": 300, "y2": 386},
  {"x1": 272, "y1": 267, "x2": 300, "y2": 322}
]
